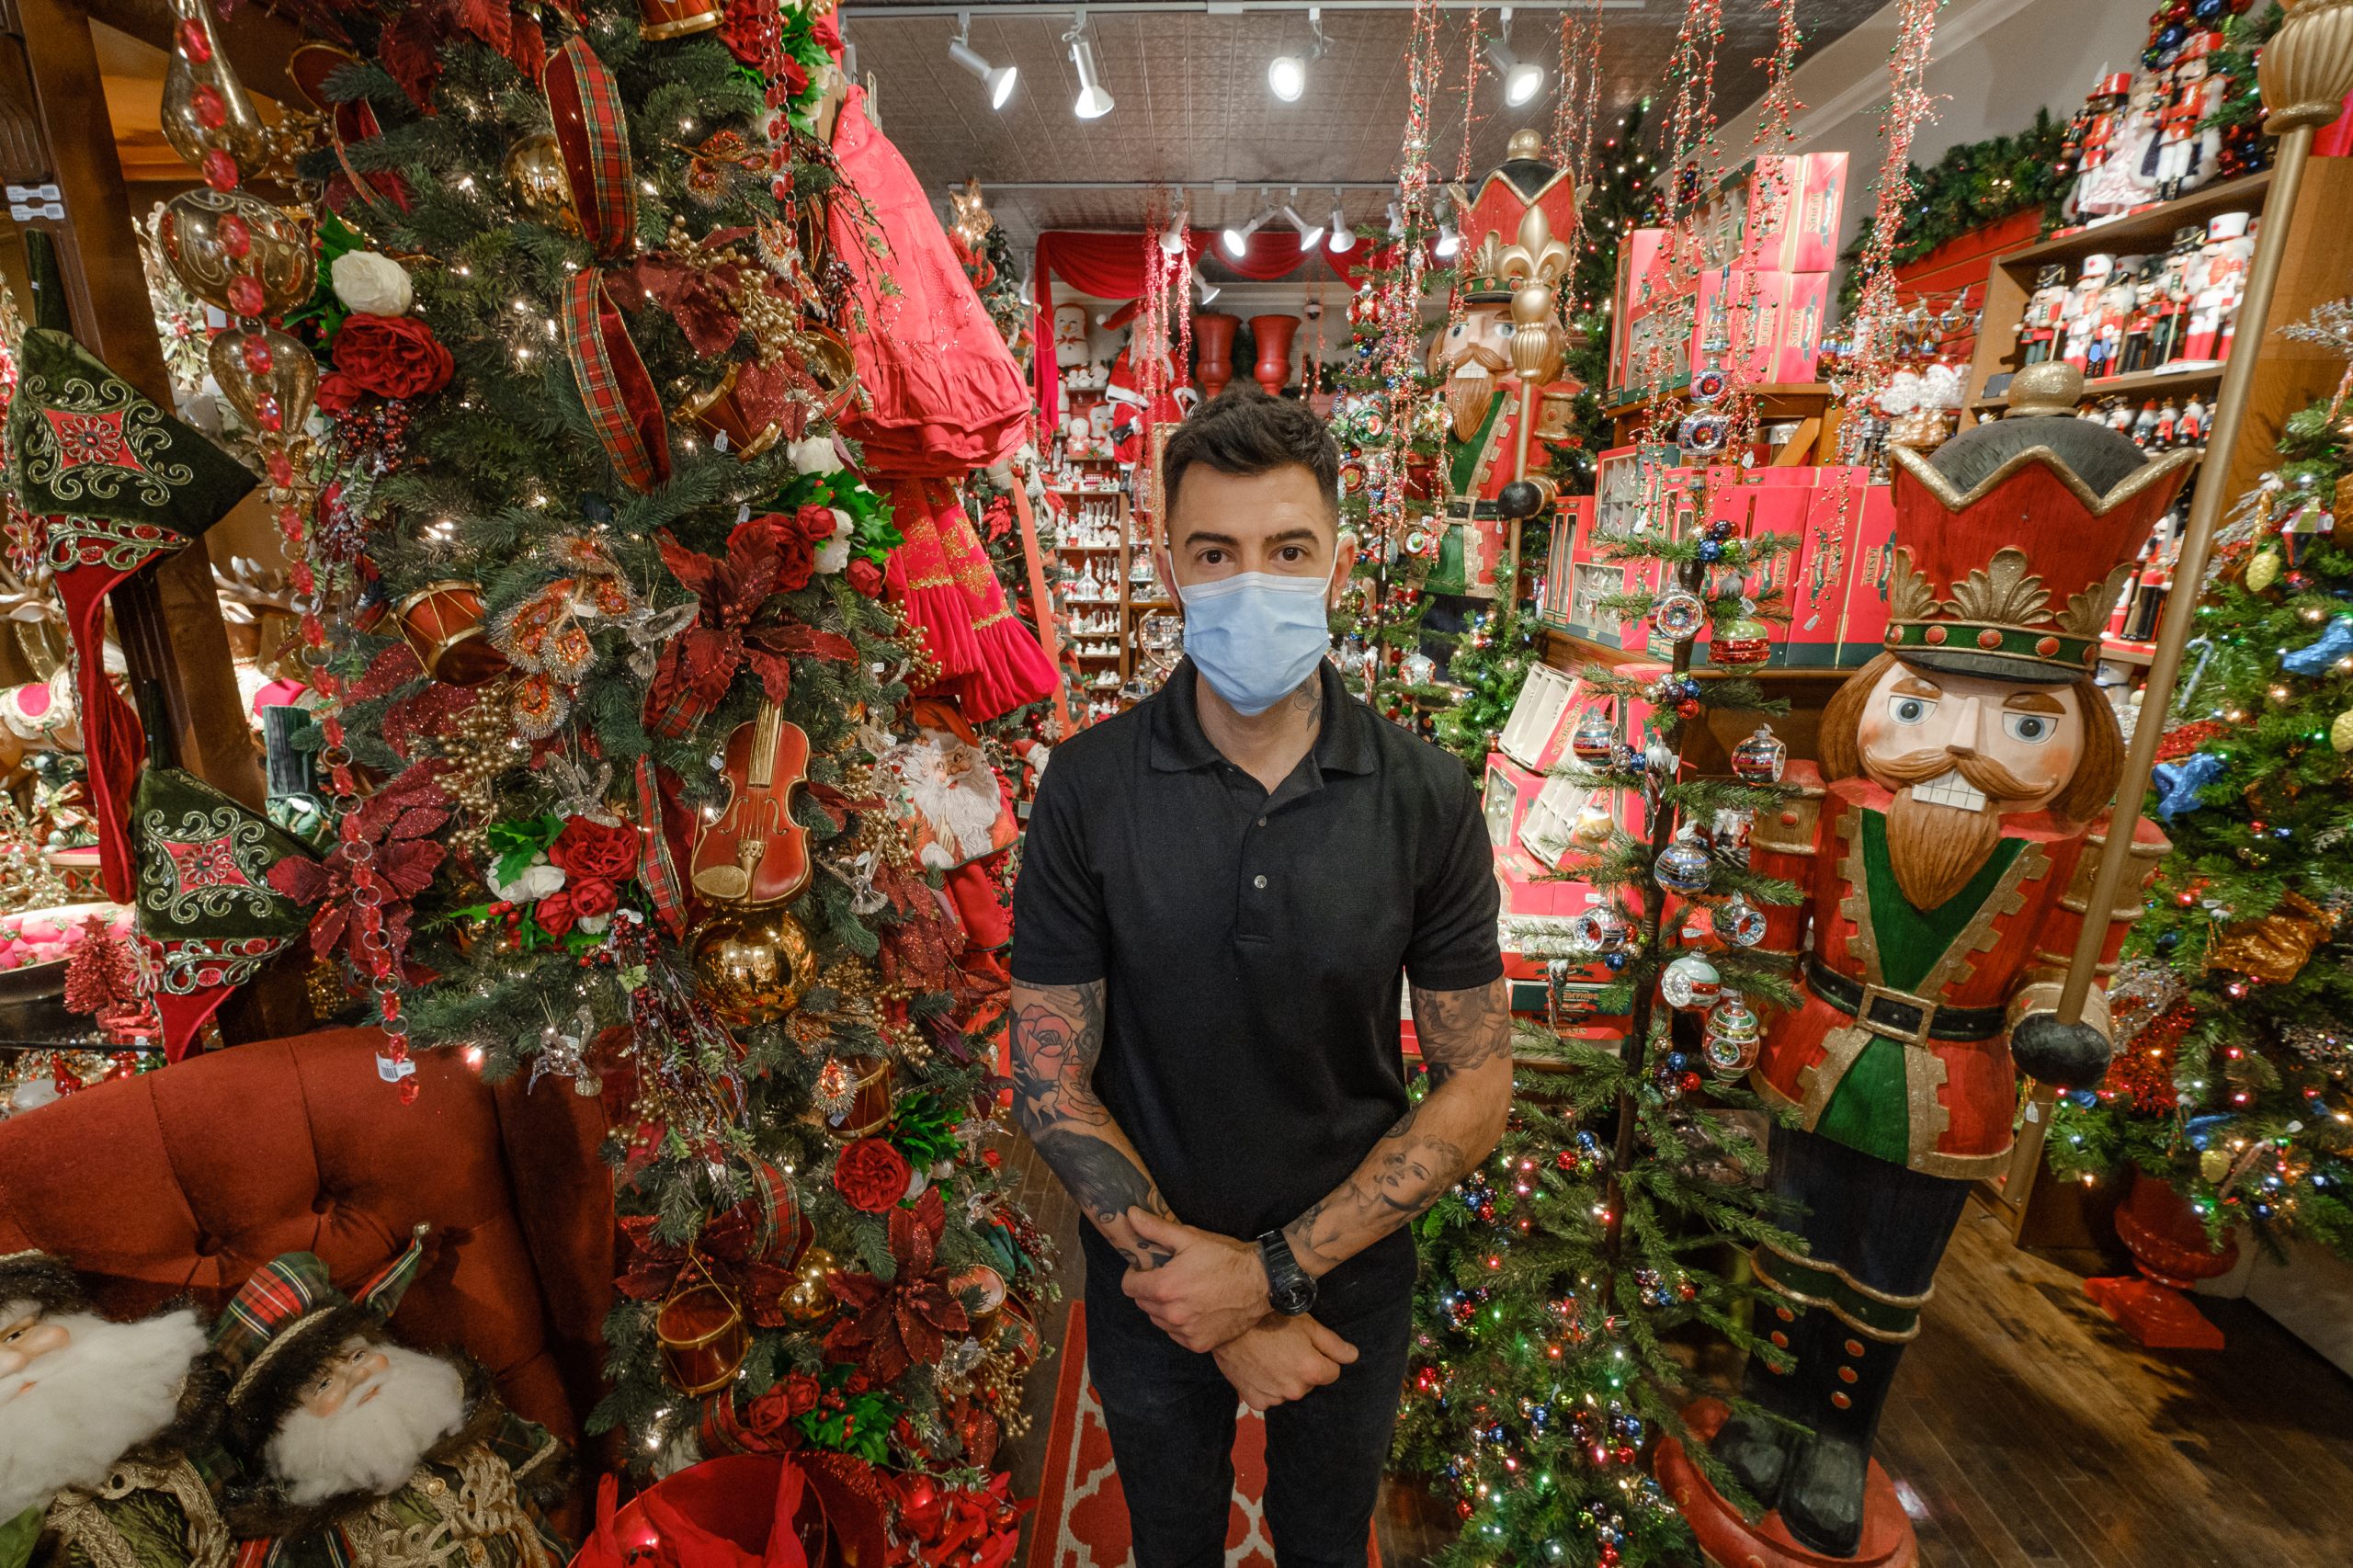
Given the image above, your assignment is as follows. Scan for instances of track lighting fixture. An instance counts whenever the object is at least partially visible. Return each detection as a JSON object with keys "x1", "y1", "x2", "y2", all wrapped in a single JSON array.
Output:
[
  {"x1": 1066, "y1": 11, "x2": 1114, "y2": 120},
  {"x1": 1326, "y1": 190, "x2": 1355, "y2": 253},
  {"x1": 1267, "y1": 7, "x2": 1328, "y2": 104},
  {"x1": 1194, "y1": 266, "x2": 1220, "y2": 305},
  {"x1": 1280, "y1": 188, "x2": 1324, "y2": 250},
  {"x1": 1485, "y1": 8, "x2": 1545, "y2": 108},
  {"x1": 1223, "y1": 188, "x2": 1272, "y2": 258},
  {"x1": 1161, "y1": 208, "x2": 1188, "y2": 256},
  {"x1": 948, "y1": 14, "x2": 1017, "y2": 110},
  {"x1": 1435, "y1": 221, "x2": 1461, "y2": 258}
]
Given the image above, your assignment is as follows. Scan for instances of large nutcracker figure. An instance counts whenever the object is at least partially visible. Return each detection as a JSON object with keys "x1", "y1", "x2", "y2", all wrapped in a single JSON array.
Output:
[
  {"x1": 1693, "y1": 363, "x2": 2195, "y2": 1560},
  {"x1": 1425, "y1": 128, "x2": 1582, "y2": 605}
]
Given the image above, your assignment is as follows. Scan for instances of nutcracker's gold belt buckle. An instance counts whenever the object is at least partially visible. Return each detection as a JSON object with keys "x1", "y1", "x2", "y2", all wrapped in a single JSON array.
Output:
[{"x1": 1856, "y1": 981, "x2": 1939, "y2": 1049}]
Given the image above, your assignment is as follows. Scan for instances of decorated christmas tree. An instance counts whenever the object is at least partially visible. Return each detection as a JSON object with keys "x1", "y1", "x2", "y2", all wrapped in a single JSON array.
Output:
[
  {"x1": 1392, "y1": 469, "x2": 1805, "y2": 1564},
  {"x1": 150, "y1": 0, "x2": 1052, "y2": 1485},
  {"x1": 2048, "y1": 351, "x2": 2353, "y2": 1257}
]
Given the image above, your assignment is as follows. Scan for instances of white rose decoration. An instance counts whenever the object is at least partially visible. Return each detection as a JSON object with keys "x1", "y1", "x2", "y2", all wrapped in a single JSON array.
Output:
[
  {"x1": 489, "y1": 854, "x2": 565, "y2": 903},
  {"x1": 814, "y1": 509, "x2": 854, "y2": 574},
  {"x1": 788, "y1": 435, "x2": 844, "y2": 474},
  {"x1": 331, "y1": 251, "x2": 415, "y2": 316}
]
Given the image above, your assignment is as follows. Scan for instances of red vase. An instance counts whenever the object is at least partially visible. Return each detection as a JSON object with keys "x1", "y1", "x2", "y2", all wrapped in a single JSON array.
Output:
[
  {"x1": 1194, "y1": 312, "x2": 1239, "y2": 399},
  {"x1": 1249, "y1": 314, "x2": 1299, "y2": 395},
  {"x1": 2085, "y1": 1170, "x2": 2240, "y2": 1349}
]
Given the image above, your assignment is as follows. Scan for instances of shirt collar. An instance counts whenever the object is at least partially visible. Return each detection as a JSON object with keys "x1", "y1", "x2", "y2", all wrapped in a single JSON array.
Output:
[{"x1": 1150, "y1": 658, "x2": 1378, "y2": 778}]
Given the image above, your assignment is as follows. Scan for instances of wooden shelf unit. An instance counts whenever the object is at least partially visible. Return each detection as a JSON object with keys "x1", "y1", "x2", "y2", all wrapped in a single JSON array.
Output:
[
  {"x1": 1605, "y1": 381, "x2": 1847, "y2": 467},
  {"x1": 1961, "y1": 160, "x2": 2353, "y2": 510}
]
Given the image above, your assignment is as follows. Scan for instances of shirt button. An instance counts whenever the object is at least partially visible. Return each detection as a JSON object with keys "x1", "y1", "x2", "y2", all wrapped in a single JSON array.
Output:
[
  {"x1": 1253, "y1": 874, "x2": 1268, "y2": 890},
  {"x1": 1257, "y1": 816, "x2": 1268, "y2": 827}
]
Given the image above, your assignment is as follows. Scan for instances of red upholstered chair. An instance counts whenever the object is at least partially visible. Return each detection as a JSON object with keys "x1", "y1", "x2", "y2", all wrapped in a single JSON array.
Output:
[{"x1": 0, "y1": 1027, "x2": 615, "y2": 1467}]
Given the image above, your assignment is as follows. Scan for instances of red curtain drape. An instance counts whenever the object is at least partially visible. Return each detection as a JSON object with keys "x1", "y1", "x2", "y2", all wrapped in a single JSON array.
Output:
[{"x1": 1030, "y1": 231, "x2": 1415, "y2": 421}]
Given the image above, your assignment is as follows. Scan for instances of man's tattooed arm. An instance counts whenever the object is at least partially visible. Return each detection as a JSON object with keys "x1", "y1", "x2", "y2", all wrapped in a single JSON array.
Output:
[
  {"x1": 1009, "y1": 980, "x2": 1180, "y2": 1269},
  {"x1": 1281, "y1": 977, "x2": 1513, "y2": 1277}
]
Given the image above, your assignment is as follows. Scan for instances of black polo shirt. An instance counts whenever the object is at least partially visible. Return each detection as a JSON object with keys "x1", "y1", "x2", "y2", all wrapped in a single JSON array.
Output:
[{"x1": 1011, "y1": 657, "x2": 1502, "y2": 1294}]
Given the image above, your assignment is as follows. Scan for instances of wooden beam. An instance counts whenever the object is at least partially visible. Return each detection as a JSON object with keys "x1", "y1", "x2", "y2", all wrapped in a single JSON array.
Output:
[{"x1": 13, "y1": 0, "x2": 267, "y2": 820}]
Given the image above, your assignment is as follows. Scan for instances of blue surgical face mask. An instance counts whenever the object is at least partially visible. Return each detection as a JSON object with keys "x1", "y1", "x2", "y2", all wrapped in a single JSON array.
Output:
[{"x1": 1178, "y1": 568, "x2": 1336, "y2": 716}]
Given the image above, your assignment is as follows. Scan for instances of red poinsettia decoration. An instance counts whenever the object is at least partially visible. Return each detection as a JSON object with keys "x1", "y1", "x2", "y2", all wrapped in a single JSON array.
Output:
[
  {"x1": 823, "y1": 1187, "x2": 969, "y2": 1384},
  {"x1": 267, "y1": 760, "x2": 453, "y2": 967},
  {"x1": 377, "y1": 0, "x2": 546, "y2": 108},
  {"x1": 615, "y1": 1210, "x2": 798, "y2": 1331},
  {"x1": 644, "y1": 521, "x2": 861, "y2": 739}
]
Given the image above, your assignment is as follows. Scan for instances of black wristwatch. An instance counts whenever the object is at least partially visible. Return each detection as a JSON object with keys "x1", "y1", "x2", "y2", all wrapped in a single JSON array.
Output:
[{"x1": 1256, "y1": 1230, "x2": 1317, "y2": 1317}]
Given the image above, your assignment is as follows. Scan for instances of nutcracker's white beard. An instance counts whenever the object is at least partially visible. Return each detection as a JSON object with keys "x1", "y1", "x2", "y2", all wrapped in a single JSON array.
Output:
[
  {"x1": 0, "y1": 1308, "x2": 206, "y2": 1522},
  {"x1": 266, "y1": 1345, "x2": 466, "y2": 1506}
]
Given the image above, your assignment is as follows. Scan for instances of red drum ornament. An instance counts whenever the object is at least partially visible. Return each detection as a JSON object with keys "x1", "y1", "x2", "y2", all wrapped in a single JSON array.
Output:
[
  {"x1": 638, "y1": 0, "x2": 723, "y2": 40},
  {"x1": 657, "y1": 1268, "x2": 751, "y2": 1396},
  {"x1": 394, "y1": 581, "x2": 509, "y2": 687},
  {"x1": 1708, "y1": 609, "x2": 1773, "y2": 667}
]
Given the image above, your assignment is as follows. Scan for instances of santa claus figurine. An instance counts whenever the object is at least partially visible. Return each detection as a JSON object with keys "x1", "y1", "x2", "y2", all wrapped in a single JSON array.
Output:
[
  {"x1": 210, "y1": 1238, "x2": 568, "y2": 1568},
  {"x1": 0, "y1": 1250, "x2": 233, "y2": 1568},
  {"x1": 1701, "y1": 359, "x2": 2195, "y2": 1558},
  {"x1": 1427, "y1": 129, "x2": 1581, "y2": 604}
]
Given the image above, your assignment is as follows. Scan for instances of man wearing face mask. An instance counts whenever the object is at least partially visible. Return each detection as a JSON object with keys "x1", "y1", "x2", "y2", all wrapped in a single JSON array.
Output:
[{"x1": 1010, "y1": 386, "x2": 1512, "y2": 1568}]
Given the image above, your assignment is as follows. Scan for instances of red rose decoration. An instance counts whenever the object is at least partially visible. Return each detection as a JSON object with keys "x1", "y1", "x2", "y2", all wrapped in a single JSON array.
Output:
[
  {"x1": 776, "y1": 535, "x2": 816, "y2": 594},
  {"x1": 846, "y1": 558, "x2": 884, "y2": 597},
  {"x1": 548, "y1": 816, "x2": 639, "y2": 884},
  {"x1": 719, "y1": 0, "x2": 779, "y2": 68},
  {"x1": 834, "y1": 1138, "x2": 913, "y2": 1213},
  {"x1": 813, "y1": 12, "x2": 840, "y2": 49},
  {"x1": 315, "y1": 372, "x2": 365, "y2": 415},
  {"x1": 535, "y1": 889, "x2": 577, "y2": 937},
  {"x1": 569, "y1": 878, "x2": 619, "y2": 920},
  {"x1": 332, "y1": 313, "x2": 455, "y2": 403},
  {"x1": 781, "y1": 1371, "x2": 821, "y2": 1416},
  {"x1": 793, "y1": 504, "x2": 839, "y2": 543}
]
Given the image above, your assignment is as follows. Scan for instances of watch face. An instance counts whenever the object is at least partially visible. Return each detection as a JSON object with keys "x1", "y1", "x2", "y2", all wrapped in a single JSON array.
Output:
[{"x1": 1271, "y1": 1277, "x2": 1316, "y2": 1315}]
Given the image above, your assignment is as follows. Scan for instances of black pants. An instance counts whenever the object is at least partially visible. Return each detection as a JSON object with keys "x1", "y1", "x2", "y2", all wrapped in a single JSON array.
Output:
[
  {"x1": 1080, "y1": 1228, "x2": 1415, "y2": 1568},
  {"x1": 1769, "y1": 1121, "x2": 1971, "y2": 1295}
]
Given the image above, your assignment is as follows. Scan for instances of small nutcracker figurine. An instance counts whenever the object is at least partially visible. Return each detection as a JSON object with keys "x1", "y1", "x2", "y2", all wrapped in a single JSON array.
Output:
[{"x1": 1695, "y1": 360, "x2": 2196, "y2": 1558}]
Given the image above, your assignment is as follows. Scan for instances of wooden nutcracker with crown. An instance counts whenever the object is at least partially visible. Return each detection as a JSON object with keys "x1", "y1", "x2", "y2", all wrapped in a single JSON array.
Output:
[
  {"x1": 1657, "y1": 362, "x2": 2195, "y2": 1563},
  {"x1": 1424, "y1": 130, "x2": 1582, "y2": 605}
]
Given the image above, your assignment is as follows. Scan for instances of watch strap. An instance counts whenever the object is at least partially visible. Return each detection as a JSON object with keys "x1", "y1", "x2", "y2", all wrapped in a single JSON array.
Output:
[{"x1": 1256, "y1": 1229, "x2": 1315, "y2": 1316}]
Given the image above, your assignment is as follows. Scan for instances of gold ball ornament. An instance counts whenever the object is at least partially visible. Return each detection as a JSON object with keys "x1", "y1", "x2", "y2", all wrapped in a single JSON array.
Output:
[
  {"x1": 689, "y1": 904, "x2": 818, "y2": 1028},
  {"x1": 2200, "y1": 1147, "x2": 2233, "y2": 1184},
  {"x1": 780, "y1": 1246, "x2": 839, "y2": 1327},
  {"x1": 157, "y1": 188, "x2": 314, "y2": 317},
  {"x1": 505, "y1": 132, "x2": 582, "y2": 236},
  {"x1": 208, "y1": 326, "x2": 317, "y2": 435},
  {"x1": 2246, "y1": 549, "x2": 2284, "y2": 594},
  {"x1": 2334, "y1": 709, "x2": 2353, "y2": 755}
]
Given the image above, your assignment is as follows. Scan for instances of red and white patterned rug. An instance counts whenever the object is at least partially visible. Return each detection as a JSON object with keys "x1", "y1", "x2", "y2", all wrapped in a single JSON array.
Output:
[{"x1": 1027, "y1": 1305, "x2": 1382, "y2": 1568}]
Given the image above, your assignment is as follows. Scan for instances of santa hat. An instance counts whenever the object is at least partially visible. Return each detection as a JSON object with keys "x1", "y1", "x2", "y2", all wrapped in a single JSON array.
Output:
[
  {"x1": 131, "y1": 762, "x2": 320, "y2": 1060},
  {"x1": 6, "y1": 314, "x2": 257, "y2": 904},
  {"x1": 210, "y1": 1229, "x2": 427, "y2": 1453},
  {"x1": 0, "y1": 1249, "x2": 85, "y2": 1322}
]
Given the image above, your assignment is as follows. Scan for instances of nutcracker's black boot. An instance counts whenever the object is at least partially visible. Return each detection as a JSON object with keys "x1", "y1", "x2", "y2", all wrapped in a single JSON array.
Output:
[
  {"x1": 1707, "y1": 1299, "x2": 1819, "y2": 1508},
  {"x1": 1779, "y1": 1322, "x2": 1913, "y2": 1558}
]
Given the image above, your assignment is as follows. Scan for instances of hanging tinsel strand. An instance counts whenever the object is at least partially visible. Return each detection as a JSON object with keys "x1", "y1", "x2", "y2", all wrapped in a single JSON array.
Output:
[
  {"x1": 1841, "y1": 0, "x2": 1945, "y2": 451},
  {"x1": 1724, "y1": 0, "x2": 1806, "y2": 448}
]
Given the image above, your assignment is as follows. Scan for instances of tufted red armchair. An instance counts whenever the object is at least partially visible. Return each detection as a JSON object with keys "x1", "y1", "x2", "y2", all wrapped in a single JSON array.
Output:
[{"x1": 0, "y1": 1027, "x2": 615, "y2": 1474}]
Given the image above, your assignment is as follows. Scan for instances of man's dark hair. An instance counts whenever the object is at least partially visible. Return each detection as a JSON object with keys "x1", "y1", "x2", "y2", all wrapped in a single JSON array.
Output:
[{"x1": 1161, "y1": 385, "x2": 1340, "y2": 528}]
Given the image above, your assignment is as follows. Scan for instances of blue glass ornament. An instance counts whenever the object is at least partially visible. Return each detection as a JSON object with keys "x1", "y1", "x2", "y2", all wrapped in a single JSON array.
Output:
[
  {"x1": 1604, "y1": 950, "x2": 1628, "y2": 971},
  {"x1": 2152, "y1": 751, "x2": 2223, "y2": 821},
  {"x1": 1697, "y1": 540, "x2": 1723, "y2": 563},
  {"x1": 2281, "y1": 618, "x2": 2353, "y2": 675}
]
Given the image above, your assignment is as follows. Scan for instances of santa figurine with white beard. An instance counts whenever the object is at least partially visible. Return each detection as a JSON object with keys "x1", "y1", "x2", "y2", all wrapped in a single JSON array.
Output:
[
  {"x1": 0, "y1": 1250, "x2": 233, "y2": 1568},
  {"x1": 1688, "y1": 360, "x2": 2195, "y2": 1560},
  {"x1": 208, "y1": 1238, "x2": 568, "y2": 1568}
]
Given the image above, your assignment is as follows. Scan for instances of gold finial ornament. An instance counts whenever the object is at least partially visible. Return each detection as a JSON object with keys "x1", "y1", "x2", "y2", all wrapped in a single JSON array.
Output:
[
  {"x1": 2260, "y1": 0, "x2": 2353, "y2": 133},
  {"x1": 1506, "y1": 129, "x2": 1545, "y2": 159},
  {"x1": 2006, "y1": 360, "x2": 2086, "y2": 418}
]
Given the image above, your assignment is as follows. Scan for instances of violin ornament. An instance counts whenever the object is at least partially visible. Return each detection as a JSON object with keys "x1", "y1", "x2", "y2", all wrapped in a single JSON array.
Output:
[{"x1": 689, "y1": 699, "x2": 813, "y2": 906}]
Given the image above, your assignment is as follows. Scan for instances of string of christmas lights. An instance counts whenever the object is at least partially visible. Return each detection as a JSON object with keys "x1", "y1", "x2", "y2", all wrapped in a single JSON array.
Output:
[{"x1": 1841, "y1": 0, "x2": 1945, "y2": 449}]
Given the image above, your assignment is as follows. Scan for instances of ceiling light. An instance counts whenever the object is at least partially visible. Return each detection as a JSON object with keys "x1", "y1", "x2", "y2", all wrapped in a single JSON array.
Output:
[
  {"x1": 1161, "y1": 208, "x2": 1188, "y2": 256},
  {"x1": 1326, "y1": 191, "x2": 1355, "y2": 253},
  {"x1": 1386, "y1": 201, "x2": 1404, "y2": 238},
  {"x1": 1194, "y1": 267, "x2": 1220, "y2": 305},
  {"x1": 1066, "y1": 12, "x2": 1113, "y2": 120},
  {"x1": 1281, "y1": 191, "x2": 1324, "y2": 250},
  {"x1": 948, "y1": 15, "x2": 1017, "y2": 110},
  {"x1": 1436, "y1": 221, "x2": 1461, "y2": 258},
  {"x1": 1486, "y1": 8, "x2": 1545, "y2": 108},
  {"x1": 1224, "y1": 188, "x2": 1272, "y2": 258},
  {"x1": 1266, "y1": 7, "x2": 1328, "y2": 105}
]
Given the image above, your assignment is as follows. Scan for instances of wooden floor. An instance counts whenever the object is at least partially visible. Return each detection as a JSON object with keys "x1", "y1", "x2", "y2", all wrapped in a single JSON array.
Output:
[{"x1": 991, "y1": 1130, "x2": 2353, "y2": 1567}]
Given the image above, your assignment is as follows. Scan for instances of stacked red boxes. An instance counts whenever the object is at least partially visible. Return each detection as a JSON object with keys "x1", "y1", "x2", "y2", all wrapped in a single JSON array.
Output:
[{"x1": 1665, "y1": 153, "x2": 1847, "y2": 391}]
